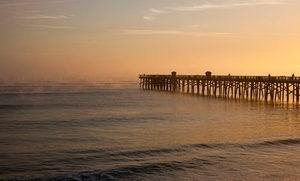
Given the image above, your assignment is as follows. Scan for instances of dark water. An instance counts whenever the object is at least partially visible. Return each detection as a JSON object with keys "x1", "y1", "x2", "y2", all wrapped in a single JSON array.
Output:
[{"x1": 1, "y1": 84, "x2": 300, "y2": 180}]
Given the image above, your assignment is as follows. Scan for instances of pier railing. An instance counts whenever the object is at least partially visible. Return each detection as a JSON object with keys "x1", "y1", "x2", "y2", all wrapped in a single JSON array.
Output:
[
  {"x1": 139, "y1": 72, "x2": 300, "y2": 103},
  {"x1": 139, "y1": 75, "x2": 300, "y2": 83}
]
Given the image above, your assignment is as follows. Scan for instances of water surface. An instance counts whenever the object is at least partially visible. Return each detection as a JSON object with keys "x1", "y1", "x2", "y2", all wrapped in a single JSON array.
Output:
[{"x1": 1, "y1": 85, "x2": 300, "y2": 180}]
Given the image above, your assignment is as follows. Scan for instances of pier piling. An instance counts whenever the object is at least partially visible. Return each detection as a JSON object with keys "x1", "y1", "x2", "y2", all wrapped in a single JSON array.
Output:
[{"x1": 139, "y1": 72, "x2": 300, "y2": 104}]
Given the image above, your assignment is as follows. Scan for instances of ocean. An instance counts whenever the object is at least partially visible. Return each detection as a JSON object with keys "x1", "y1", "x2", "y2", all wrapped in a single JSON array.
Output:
[{"x1": 1, "y1": 83, "x2": 300, "y2": 180}]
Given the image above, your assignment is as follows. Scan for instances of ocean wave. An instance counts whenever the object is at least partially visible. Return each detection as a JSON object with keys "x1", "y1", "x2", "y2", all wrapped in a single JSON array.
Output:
[
  {"x1": 4, "y1": 161, "x2": 190, "y2": 181},
  {"x1": 4, "y1": 137, "x2": 300, "y2": 158},
  {"x1": 259, "y1": 138, "x2": 300, "y2": 146},
  {"x1": 107, "y1": 147, "x2": 185, "y2": 158},
  {"x1": 3, "y1": 138, "x2": 300, "y2": 181},
  {"x1": 187, "y1": 138, "x2": 300, "y2": 150}
]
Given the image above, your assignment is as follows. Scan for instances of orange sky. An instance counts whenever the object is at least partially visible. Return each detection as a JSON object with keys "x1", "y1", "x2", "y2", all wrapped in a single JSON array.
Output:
[{"x1": 1, "y1": 0, "x2": 300, "y2": 83}]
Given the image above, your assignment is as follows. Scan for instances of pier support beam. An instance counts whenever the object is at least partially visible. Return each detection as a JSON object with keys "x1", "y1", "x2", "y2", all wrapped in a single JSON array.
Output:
[
  {"x1": 172, "y1": 71, "x2": 177, "y2": 91},
  {"x1": 139, "y1": 72, "x2": 300, "y2": 104}
]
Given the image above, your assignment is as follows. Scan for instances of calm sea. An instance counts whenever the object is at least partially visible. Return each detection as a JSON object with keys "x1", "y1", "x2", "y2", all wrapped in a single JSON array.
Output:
[{"x1": 1, "y1": 83, "x2": 300, "y2": 180}]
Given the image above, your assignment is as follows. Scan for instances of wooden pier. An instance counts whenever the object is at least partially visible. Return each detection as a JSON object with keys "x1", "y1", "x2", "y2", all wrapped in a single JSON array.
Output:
[{"x1": 139, "y1": 71, "x2": 300, "y2": 103}]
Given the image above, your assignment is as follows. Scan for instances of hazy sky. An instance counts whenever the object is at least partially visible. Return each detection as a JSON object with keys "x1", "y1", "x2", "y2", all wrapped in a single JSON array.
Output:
[{"x1": 1, "y1": 0, "x2": 300, "y2": 83}]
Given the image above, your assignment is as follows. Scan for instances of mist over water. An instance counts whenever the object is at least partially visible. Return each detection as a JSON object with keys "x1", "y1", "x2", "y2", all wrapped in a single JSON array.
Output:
[
  {"x1": 1, "y1": 84, "x2": 300, "y2": 180},
  {"x1": 0, "y1": 81, "x2": 138, "y2": 94}
]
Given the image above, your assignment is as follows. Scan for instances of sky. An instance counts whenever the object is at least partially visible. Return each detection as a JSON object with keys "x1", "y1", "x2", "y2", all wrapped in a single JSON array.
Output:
[{"x1": 1, "y1": 0, "x2": 300, "y2": 83}]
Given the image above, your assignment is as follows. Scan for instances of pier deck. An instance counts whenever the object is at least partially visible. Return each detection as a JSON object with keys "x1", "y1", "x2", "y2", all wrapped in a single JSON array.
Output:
[{"x1": 139, "y1": 72, "x2": 300, "y2": 103}]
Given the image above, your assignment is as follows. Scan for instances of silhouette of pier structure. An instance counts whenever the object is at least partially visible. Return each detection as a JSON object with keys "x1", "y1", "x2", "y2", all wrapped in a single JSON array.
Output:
[{"x1": 139, "y1": 71, "x2": 300, "y2": 103}]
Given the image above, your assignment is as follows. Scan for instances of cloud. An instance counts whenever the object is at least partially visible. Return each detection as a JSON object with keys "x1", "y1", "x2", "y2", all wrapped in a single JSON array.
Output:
[
  {"x1": 143, "y1": 16, "x2": 155, "y2": 20},
  {"x1": 148, "y1": 8, "x2": 167, "y2": 14},
  {"x1": 0, "y1": 0, "x2": 78, "y2": 7},
  {"x1": 119, "y1": 29, "x2": 231, "y2": 37},
  {"x1": 22, "y1": 14, "x2": 69, "y2": 19},
  {"x1": 12, "y1": 10, "x2": 72, "y2": 20},
  {"x1": 144, "y1": 0, "x2": 285, "y2": 20},
  {"x1": 143, "y1": 8, "x2": 168, "y2": 21},
  {"x1": 167, "y1": 1, "x2": 284, "y2": 11},
  {"x1": 21, "y1": 14, "x2": 70, "y2": 20},
  {"x1": 21, "y1": 23, "x2": 77, "y2": 30}
]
